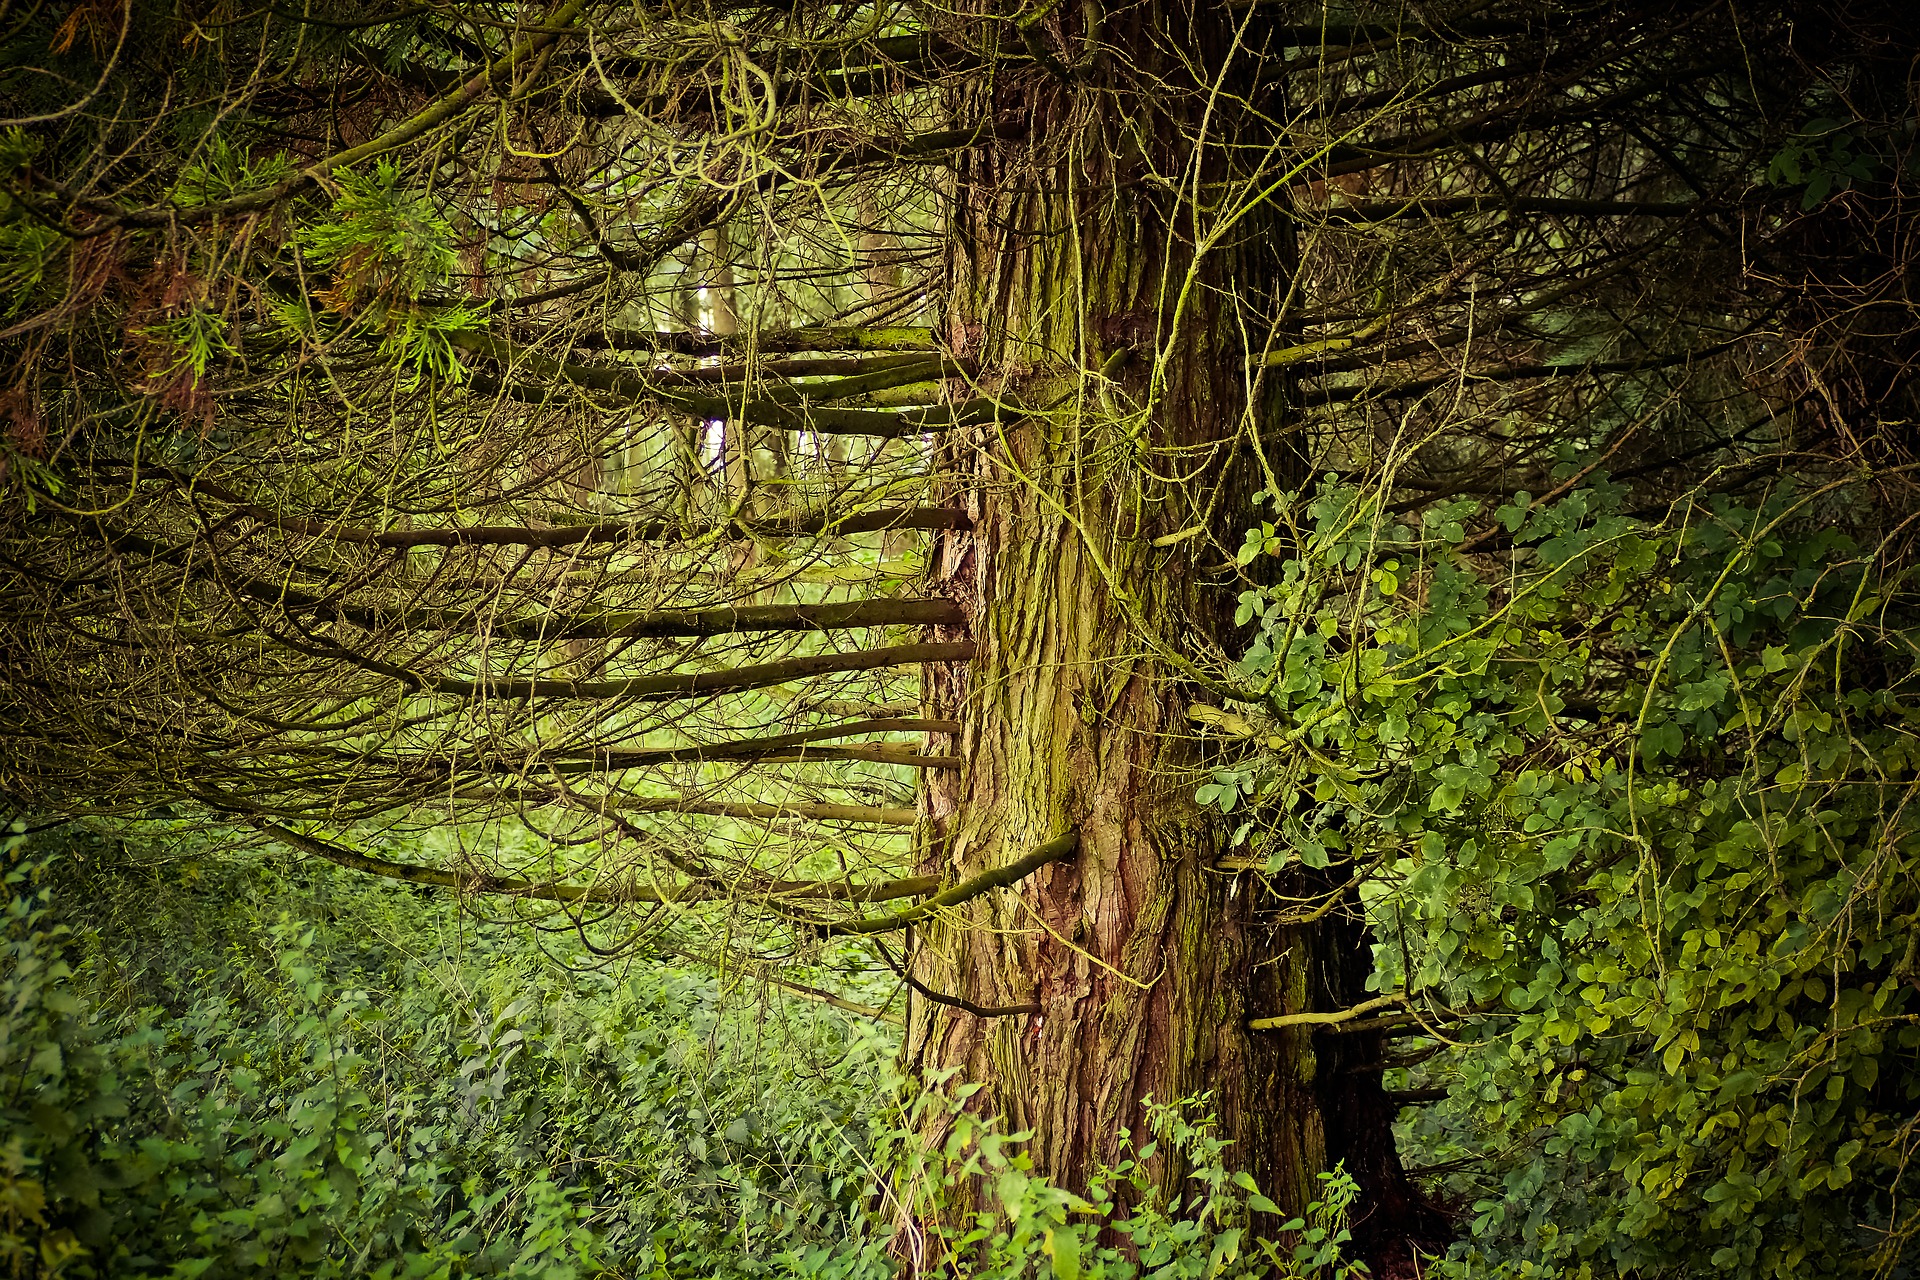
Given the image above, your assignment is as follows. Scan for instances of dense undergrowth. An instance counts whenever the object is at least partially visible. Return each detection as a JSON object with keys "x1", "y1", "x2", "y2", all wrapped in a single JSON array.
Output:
[
  {"x1": 2, "y1": 820, "x2": 898, "y2": 1278},
  {"x1": 0, "y1": 823, "x2": 1363, "y2": 1280},
  {"x1": 1214, "y1": 476, "x2": 1920, "y2": 1278}
]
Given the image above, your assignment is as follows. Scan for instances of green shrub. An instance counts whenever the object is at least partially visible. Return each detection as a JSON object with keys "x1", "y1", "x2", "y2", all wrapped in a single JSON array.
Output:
[
  {"x1": 3, "y1": 825, "x2": 1364, "y2": 1279},
  {"x1": 1214, "y1": 476, "x2": 1920, "y2": 1277}
]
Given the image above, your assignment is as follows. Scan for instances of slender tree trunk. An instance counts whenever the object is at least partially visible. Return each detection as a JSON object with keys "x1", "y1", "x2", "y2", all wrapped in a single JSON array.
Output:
[{"x1": 909, "y1": 11, "x2": 1441, "y2": 1267}]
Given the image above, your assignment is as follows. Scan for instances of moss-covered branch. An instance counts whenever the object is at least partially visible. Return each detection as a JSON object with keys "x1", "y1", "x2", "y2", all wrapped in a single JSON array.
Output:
[
  {"x1": 818, "y1": 832, "x2": 1079, "y2": 937},
  {"x1": 1247, "y1": 993, "x2": 1407, "y2": 1031},
  {"x1": 448, "y1": 331, "x2": 1012, "y2": 437}
]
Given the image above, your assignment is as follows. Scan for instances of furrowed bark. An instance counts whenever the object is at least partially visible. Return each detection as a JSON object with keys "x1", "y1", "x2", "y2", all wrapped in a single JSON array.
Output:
[{"x1": 904, "y1": 7, "x2": 1440, "y2": 1265}]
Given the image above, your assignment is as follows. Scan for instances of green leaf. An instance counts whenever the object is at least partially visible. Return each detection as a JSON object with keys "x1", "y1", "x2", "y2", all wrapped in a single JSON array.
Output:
[{"x1": 1043, "y1": 1227, "x2": 1080, "y2": 1280}]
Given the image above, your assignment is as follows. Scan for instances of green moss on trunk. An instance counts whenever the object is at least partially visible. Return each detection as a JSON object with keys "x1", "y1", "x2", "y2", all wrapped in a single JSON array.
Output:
[{"x1": 902, "y1": 10, "x2": 1440, "y2": 1265}]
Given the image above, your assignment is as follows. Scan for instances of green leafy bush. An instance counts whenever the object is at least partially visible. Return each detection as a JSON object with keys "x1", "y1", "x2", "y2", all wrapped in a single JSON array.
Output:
[
  {"x1": 2, "y1": 825, "x2": 892, "y2": 1277},
  {"x1": 4, "y1": 826, "x2": 1365, "y2": 1279},
  {"x1": 1211, "y1": 475, "x2": 1920, "y2": 1277}
]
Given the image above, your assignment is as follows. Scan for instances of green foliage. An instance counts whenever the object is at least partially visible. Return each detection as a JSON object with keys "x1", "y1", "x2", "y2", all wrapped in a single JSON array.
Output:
[
  {"x1": 0, "y1": 218, "x2": 62, "y2": 318},
  {"x1": 1211, "y1": 474, "x2": 1920, "y2": 1277},
  {"x1": 140, "y1": 309, "x2": 238, "y2": 385},
  {"x1": 2, "y1": 824, "x2": 897, "y2": 1278},
  {"x1": 173, "y1": 139, "x2": 293, "y2": 209},
  {"x1": 288, "y1": 160, "x2": 482, "y2": 387},
  {"x1": 823, "y1": 1087, "x2": 1364, "y2": 1280},
  {"x1": 4, "y1": 826, "x2": 1366, "y2": 1279},
  {"x1": 1766, "y1": 118, "x2": 1885, "y2": 209},
  {"x1": 299, "y1": 161, "x2": 460, "y2": 305},
  {"x1": 379, "y1": 302, "x2": 486, "y2": 389},
  {"x1": 0, "y1": 130, "x2": 61, "y2": 319}
]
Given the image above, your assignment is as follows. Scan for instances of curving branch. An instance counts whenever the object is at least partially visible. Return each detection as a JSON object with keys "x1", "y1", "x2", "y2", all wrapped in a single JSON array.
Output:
[
  {"x1": 1248, "y1": 993, "x2": 1407, "y2": 1031},
  {"x1": 874, "y1": 936, "x2": 1037, "y2": 1019},
  {"x1": 818, "y1": 832, "x2": 1080, "y2": 937}
]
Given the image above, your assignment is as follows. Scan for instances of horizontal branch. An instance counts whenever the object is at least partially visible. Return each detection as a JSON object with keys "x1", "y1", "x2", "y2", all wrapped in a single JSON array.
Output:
[
  {"x1": 1315, "y1": 196, "x2": 1700, "y2": 222},
  {"x1": 1255, "y1": 15, "x2": 1557, "y2": 42},
  {"x1": 684, "y1": 745, "x2": 960, "y2": 769},
  {"x1": 818, "y1": 831, "x2": 1080, "y2": 937},
  {"x1": 577, "y1": 718, "x2": 961, "y2": 767},
  {"x1": 477, "y1": 599, "x2": 967, "y2": 641},
  {"x1": 565, "y1": 326, "x2": 938, "y2": 356},
  {"x1": 258, "y1": 820, "x2": 940, "y2": 905},
  {"x1": 431, "y1": 641, "x2": 976, "y2": 701},
  {"x1": 1320, "y1": 1001, "x2": 1498, "y2": 1036},
  {"x1": 470, "y1": 790, "x2": 917, "y2": 825},
  {"x1": 450, "y1": 331, "x2": 1011, "y2": 436},
  {"x1": 464, "y1": 353, "x2": 965, "y2": 402},
  {"x1": 212, "y1": 485, "x2": 967, "y2": 549},
  {"x1": 540, "y1": 745, "x2": 959, "y2": 773},
  {"x1": 1298, "y1": 341, "x2": 1739, "y2": 408},
  {"x1": 1308, "y1": 60, "x2": 1725, "y2": 186},
  {"x1": 361, "y1": 719, "x2": 962, "y2": 779},
  {"x1": 609, "y1": 352, "x2": 956, "y2": 386},
  {"x1": 1248, "y1": 992, "x2": 1406, "y2": 1031}
]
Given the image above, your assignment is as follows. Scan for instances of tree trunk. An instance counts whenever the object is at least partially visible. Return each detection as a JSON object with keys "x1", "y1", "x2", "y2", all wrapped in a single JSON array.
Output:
[{"x1": 908, "y1": 11, "x2": 1443, "y2": 1268}]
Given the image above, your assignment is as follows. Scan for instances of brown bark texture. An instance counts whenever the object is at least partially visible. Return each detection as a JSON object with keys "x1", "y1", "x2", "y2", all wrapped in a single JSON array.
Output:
[{"x1": 903, "y1": 7, "x2": 1444, "y2": 1266}]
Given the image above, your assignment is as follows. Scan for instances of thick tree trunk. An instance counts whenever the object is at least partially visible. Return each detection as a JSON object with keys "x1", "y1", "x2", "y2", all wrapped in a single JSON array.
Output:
[{"x1": 908, "y1": 10, "x2": 1442, "y2": 1269}]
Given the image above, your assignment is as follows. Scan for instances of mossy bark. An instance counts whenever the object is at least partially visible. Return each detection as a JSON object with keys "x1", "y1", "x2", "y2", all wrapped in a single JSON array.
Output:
[{"x1": 908, "y1": 11, "x2": 1441, "y2": 1265}]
